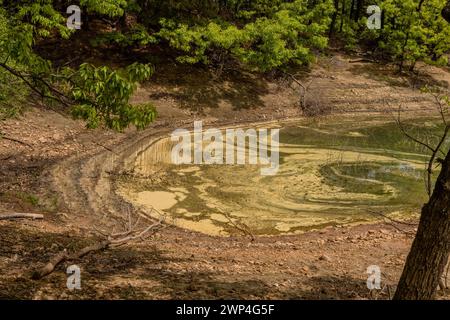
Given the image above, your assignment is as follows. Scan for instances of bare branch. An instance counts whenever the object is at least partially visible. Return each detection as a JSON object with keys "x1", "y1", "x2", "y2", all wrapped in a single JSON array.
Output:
[
  {"x1": 0, "y1": 134, "x2": 34, "y2": 149},
  {"x1": 0, "y1": 62, "x2": 71, "y2": 108},
  {"x1": 0, "y1": 213, "x2": 44, "y2": 220},
  {"x1": 396, "y1": 107, "x2": 435, "y2": 154},
  {"x1": 31, "y1": 209, "x2": 164, "y2": 280}
]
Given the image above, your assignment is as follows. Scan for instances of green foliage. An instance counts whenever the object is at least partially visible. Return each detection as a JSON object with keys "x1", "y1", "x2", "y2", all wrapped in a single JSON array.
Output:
[
  {"x1": 2, "y1": 0, "x2": 450, "y2": 128},
  {"x1": 15, "y1": 0, "x2": 71, "y2": 39},
  {"x1": 158, "y1": 0, "x2": 334, "y2": 72},
  {"x1": 331, "y1": 0, "x2": 450, "y2": 70},
  {"x1": 157, "y1": 19, "x2": 244, "y2": 65},
  {"x1": 15, "y1": 191, "x2": 40, "y2": 207},
  {"x1": 71, "y1": 63, "x2": 156, "y2": 131},
  {"x1": 0, "y1": 8, "x2": 29, "y2": 119},
  {"x1": 91, "y1": 24, "x2": 158, "y2": 48},
  {"x1": 0, "y1": 69, "x2": 28, "y2": 119},
  {"x1": 80, "y1": 0, "x2": 128, "y2": 17},
  {"x1": 378, "y1": 0, "x2": 450, "y2": 69},
  {"x1": 0, "y1": 0, "x2": 157, "y2": 130}
]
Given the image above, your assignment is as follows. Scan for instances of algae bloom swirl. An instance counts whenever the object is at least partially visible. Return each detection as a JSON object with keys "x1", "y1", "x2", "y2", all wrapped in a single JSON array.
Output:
[{"x1": 118, "y1": 116, "x2": 440, "y2": 236}]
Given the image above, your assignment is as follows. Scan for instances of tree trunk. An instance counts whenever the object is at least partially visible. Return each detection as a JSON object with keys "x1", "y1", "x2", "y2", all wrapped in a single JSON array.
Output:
[
  {"x1": 328, "y1": 0, "x2": 339, "y2": 37},
  {"x1": 394, "y1": 151, "x2": 450, "y2": 300},
  {"x1": 443, "y1": 0, "x2": 450, "y2": 23},
  {"x1": 339, "y1": 0, "x2": 345, "y2": 33},
  {"x1": 356, "y1": 0, "x2": 365, "y2": 21},
  {"x1": 349, "y1": 0, "x2": 356, "y2": 21}
]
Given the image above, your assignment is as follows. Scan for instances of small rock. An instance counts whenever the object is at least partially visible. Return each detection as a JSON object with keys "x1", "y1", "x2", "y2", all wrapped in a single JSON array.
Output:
[{"x1": 319, "y1": 255, "x2": 332, "y2": 262}]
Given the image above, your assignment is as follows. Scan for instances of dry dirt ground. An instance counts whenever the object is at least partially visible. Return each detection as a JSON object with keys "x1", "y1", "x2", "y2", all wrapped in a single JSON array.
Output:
[{"x1": 1, "y1": 53, "x2": 450, "y2": 300}]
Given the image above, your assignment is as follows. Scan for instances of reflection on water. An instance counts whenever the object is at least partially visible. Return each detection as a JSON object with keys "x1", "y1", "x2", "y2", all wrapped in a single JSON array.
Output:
[{"x1": 118, "y1": 116, "x2": 448, "y2": 236}]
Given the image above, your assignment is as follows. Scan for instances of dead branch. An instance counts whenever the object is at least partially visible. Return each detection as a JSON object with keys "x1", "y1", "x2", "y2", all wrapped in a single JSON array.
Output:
[
  {"x1": 220, "y1": 210, "x2": 255, "y2": 242},
  {"x1": 72, "y1": 240, "x2": 112, "y2": 259},
  {"x1": 396, "y1": 107, "x2": 435, "y2": 154},
  {"x1": 31, "y1": 211, "x2": 164, "y2": 280},
  {"x1": 0, "y1": 62, "x2": 71, "y2": 108},
  {"x1": 367, "y1": 210, "x2": 417, "y2": 236},
  {"x1": 0, "y1": 213, "x2": 44, "y2": 220},
  {"x1": 349, "y1": 58, "x2": 376, "y2": 63},
  {"x1": 92, "y1": 140, "x2": 118, "y2": 155},
  {"x1": 31, "y1": 240, "x2": 114, "y2": 280},
  {"x1": 281, "y1": 71, "x2": 313, "y2": 111},
  {"x1": 32, "y1": 250, "x2": 68, "y2": 280},
  {"x1": 1, "y1": 155, "x2": 14, "y2": 161},
  {"x1": 110, "y1": 222, "x2": 161, "y2": 245},
  {"x1": 396, "y1": 104, "x2": 450, "y2": 196},
  {"x1": 0, "y1": 134, "x2": 34, "y2": 149}
]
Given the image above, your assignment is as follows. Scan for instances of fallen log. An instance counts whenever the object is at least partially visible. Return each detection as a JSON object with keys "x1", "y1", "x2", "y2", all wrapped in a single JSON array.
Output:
[{"x1": 0, "y1": 213, "x2": 44, "y2": 220}]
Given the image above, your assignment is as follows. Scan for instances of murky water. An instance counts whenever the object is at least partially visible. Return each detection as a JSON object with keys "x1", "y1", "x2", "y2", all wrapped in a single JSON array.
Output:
[{"x1": 118, "y1": 116, "x2": 448, "y2": 236}]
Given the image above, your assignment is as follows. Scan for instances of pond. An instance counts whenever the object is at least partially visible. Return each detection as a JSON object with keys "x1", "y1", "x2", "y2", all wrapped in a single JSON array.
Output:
[{"x1": 118, "y1": 115, "x2": 447, "y2": 236}]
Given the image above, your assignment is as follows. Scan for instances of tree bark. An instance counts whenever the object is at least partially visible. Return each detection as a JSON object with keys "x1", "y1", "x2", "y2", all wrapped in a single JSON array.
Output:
[
  {"x1": 328, "y1": 0, "x2": 340, "y2": 37},
  {"x1": 394, "y1": 150, "x2": 450, "y2": 300},
  {"x1": 443, "y1": 1, "x2": 450, "y2": 23}
]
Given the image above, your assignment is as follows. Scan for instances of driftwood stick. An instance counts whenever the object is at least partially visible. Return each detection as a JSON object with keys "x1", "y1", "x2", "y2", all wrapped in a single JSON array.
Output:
[{"x1": 0, "y1": 213, "x2": 44, "y2": 220}]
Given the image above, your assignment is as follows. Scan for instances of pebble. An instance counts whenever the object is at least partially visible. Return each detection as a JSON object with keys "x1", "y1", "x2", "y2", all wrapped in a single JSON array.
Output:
[{"x1": 319, "y1": 255, "x2": 332, "y2": 262}]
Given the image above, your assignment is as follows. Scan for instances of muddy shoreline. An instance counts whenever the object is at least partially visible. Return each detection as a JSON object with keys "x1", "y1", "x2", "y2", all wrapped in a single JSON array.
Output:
[
  {"x1": 1, "y1": 111, "x2": 428, "y2": 300},
  {"x1": 2, "y1": 54, "x2": 450, "y2": 299}
]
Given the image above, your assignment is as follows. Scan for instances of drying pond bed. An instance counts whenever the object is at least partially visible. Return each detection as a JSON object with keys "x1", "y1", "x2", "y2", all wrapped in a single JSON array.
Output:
[{"x1": 117, "y1": 115, "x2": 444, "y2": 236}]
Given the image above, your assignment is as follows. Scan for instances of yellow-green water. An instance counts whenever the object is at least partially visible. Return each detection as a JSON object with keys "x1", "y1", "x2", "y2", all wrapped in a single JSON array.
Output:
[{"x1": 118, "y1": 116, "x2": 448, "y2": 236}]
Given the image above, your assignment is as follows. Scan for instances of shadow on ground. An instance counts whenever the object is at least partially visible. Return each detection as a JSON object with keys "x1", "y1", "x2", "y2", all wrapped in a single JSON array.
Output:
[
  {"x1": 0, "y1": 225, "x2": 392, "y2": 300},
  {"x1": 349, "y1": 63, "x2": 449, "y2": 90},
  {"x1": 148, "y1": 64, "x2": 270, "y2": 113}
]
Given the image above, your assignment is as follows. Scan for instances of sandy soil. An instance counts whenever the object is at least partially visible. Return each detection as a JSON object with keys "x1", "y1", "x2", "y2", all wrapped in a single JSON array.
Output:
[{"x1": 1, "y1": 53, "x2": 450, "y2": 300}]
